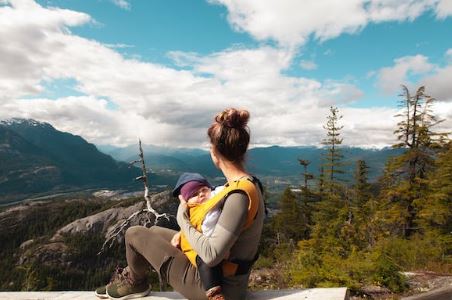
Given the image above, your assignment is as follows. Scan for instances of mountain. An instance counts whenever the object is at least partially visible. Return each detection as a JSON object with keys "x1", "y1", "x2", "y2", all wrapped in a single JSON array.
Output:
[
  {"x1": 0, "y1": 118, "x2": 404, "y2": 204},
  {"x1": 0, "y1": 119, "x2": 146, "y2": 203},
  {"x1": 102, "y1": 144, "x2": 404, "y2": 182}
]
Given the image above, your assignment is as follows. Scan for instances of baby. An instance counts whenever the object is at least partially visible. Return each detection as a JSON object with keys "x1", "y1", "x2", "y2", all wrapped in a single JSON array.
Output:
[{"x1": 171, "y1": 172, "x2": 225, "y2": 300}]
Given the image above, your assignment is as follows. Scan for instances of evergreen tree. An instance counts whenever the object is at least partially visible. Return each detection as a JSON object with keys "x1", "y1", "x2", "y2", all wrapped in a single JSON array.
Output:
[
  {"x1": 393, "y1": 85, "x2": 447, "y2": 182},
  {"x1": 272, "y1": 187, "x2": 310, "y2": 242},
  {"x1": 379, "y1": 85, "x2": 448, "y2": 237},
  {"x1": 353, "y1": 160, "x2": 371, "y2": 208},
  {"x1": 298, "y1": 158, "x2": 316, "y2": 203},
  {"x1": 414, "y1": 143, "x2": 452, "y2": 235},
  {"x1": 307, "y1": 106, "x2": 352, "y2": 253},
  {"x1": 318, "y1": 166, "x2": 325, "y2": 195},
  {"x1": 298, "y1": 159, "x2": 313, "y2": 190},
  {"x1": 322, "y1": 106, "x2": 345, "y2": 185},
  {"x1": 350, "y1": 160, "x2": 377, "y2": 248}
]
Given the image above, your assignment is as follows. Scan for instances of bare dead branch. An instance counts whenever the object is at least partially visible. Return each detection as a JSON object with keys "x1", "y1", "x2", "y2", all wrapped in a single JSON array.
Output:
[{"x1": 98, "y1": 139, "x2": 174, "y2": 255}]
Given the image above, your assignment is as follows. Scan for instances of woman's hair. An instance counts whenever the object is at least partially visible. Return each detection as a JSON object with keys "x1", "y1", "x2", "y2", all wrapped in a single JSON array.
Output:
[{"x1": 207, "y1": 108, "x2": 250, "y2": 164}]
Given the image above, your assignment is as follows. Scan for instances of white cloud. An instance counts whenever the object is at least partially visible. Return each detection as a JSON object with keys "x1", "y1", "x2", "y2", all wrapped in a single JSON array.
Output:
[
  {"x1": 210, "y1": 0, "x2": 449, "y2": 48},
  {"x1": 112, "y1": 0, "x2": 130, "y2": 10},
  {"x1": 2, "y1": 0, "x2": 449, "y2": 149},
  {"x1": 422, "y1": 65, "x2": 452, "y2": 102},
  {"x1": 420, "y1": 49, "x2": 452, "y2": 102},
  {"x1": 104, "y1": 43, "x2": 135, "y2": 49},
  {"x1": 300, "y1": 60, "x2": 318, "y2": 70},
  {"x1": 376, "y1": 55, "x2": 434, "y2": 94},
  {"x1": 0, "y1": 0, "x2": 91, "y2": 99},
  {"x1": 376, "y1": 50, "x2": 452, "y2": 102},
  {"x1": 446, "y1": 48, "x2": 452, "y2": 61},
  {"x1": 436, "y1": 0, "x2": 452, "y2": 18}
]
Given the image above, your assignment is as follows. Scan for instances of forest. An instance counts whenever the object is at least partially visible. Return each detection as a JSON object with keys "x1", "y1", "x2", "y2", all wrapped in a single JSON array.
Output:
[
  {"x1": 257, "y1": 85, "x2": 451, "y2": 295},
  {"x1": 0, "y1": 85, "x2": 450, "y2": 298}
]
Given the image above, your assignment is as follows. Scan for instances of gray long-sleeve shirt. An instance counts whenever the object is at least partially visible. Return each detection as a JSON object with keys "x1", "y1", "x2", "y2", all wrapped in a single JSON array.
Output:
[{"x1": 177, "y1": 183, "x2": 265, "y2": 300}]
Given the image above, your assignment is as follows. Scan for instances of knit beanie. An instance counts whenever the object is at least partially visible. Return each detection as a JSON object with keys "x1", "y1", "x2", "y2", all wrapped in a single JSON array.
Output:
[
  {"x1": 180, "y1": 181, "x2": 209, "y2": 200},
  {"x1": 172, "y1": 172, "x2": 213, "y2": 197}
]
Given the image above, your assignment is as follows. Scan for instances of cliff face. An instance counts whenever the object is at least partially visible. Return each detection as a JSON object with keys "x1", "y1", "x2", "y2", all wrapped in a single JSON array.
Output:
[
  {"x1": 50, "y1": 190, "x2": 178, "y2": 244},
  {"x1": 0, "y1": 190, "x2": 178, "y2": 287}
]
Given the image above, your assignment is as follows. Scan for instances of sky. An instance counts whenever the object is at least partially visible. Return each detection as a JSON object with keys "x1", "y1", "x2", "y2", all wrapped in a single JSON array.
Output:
[{"x1": 0, "y1": 0, "x2": 451, "y2": 148}]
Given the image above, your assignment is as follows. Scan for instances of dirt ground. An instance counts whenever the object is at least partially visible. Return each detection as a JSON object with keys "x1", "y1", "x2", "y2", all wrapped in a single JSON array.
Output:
[
  {"x1": 249, "y1": 268, "x2": 452, "y2": 300},
  {"x1": 351, "y1": 271, "x2": 452, "y2": 299}
]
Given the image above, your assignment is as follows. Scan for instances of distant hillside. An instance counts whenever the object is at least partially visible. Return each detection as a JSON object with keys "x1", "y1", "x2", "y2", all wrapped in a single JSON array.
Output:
[
  {"x1": 0, "y1": 118, "x2": 404, "y2": 204},
  {"x1": 102, "y1": 144, "x2": 404, "y2": 182},
  {"x1": 0, "y1": 119, "x2": 150, "y2": 203}
]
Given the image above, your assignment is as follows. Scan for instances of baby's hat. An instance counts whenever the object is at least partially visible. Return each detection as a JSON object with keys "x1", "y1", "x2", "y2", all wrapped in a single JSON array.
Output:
[{"x1": 172, "y1": 172, "x2": 212, "y2": 198}]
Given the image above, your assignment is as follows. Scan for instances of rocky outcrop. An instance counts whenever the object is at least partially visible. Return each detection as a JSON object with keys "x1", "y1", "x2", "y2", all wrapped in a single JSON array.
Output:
[
  {"x1": 15, "y1": 190, "x2": 179, "y2": 267},
  {"x1": 50, "y1": 190, "x2": 178, "y2": 243},
  {"x1": 50, "y1": 201, "x2": 145, "y2": 242}
]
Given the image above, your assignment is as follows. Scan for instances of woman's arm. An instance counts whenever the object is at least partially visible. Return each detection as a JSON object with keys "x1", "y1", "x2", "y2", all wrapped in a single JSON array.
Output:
[{"x1": 177, "y1": 192, "x2": 249, "y2": 267}]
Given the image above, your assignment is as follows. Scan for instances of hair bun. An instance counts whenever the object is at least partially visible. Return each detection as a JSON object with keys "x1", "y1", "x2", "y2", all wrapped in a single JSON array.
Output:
[{"x1": 215, "y1": 108, "x2": 249, "y2": 129}]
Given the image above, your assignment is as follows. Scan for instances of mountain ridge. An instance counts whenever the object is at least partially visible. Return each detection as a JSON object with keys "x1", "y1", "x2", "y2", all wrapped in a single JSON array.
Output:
[
  {"x1": 0, "y1": 119, "x2": 144, "y2": 204},
  {"x1": 0, "y1": 118, "x2": 403, "y2": 204}
]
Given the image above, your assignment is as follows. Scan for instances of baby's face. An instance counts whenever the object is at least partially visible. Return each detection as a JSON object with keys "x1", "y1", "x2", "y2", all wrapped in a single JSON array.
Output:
[{"x1": 187, "y1": 186, "x2": 212, "y2": 204}]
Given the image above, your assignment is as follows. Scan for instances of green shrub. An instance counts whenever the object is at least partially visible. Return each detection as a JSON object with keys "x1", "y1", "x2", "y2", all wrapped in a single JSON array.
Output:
[{"x1": 373, "y1": 253, "x2": 407, "y2": 292}]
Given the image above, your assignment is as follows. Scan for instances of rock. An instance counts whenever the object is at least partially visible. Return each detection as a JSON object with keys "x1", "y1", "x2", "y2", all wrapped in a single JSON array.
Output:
[
  {"x1": 50, "y1": 190, "x2": 178, "y2": 243},
  {"x1": 19, "y1": 242, "x2": 68, "y2": 266},
  {"x1": 50, "y1": 201, "x2": 145, "y2": 242},
  {"x1": 19, "y1": 239, "x2": 34, "y2": 250},
  {"x1": 14, "y1": 190, "x2": 178, "y2": 269}
]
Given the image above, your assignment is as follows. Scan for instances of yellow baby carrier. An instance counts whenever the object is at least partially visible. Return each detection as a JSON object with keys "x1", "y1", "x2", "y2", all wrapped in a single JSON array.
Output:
[{"x1": 180, "y1": 176, "x2": 261, "y2": 277}]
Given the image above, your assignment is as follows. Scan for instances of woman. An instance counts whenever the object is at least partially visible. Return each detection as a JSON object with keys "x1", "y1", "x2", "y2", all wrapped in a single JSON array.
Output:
[{"x1": 99, "y1": 108, "x2": 265, "y2": 300}]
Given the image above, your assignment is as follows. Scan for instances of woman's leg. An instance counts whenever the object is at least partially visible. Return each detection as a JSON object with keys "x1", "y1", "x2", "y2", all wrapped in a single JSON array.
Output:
[{"x1": 125, "y1": 225, "x2": 207, "y2": 300}]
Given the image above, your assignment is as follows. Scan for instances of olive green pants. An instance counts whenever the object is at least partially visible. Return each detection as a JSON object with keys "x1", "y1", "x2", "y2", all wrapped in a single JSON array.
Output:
[{"x1": 125, "y1": 225, "x2": 207, "y2": 300}]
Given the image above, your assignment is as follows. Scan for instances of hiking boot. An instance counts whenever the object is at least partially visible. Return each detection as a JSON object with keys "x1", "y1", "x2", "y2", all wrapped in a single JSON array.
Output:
[
  {"x1": 106, "y1": 267, "x2": 151, "y2": 300},
  {"x1": 94, "y1": 285, "x2": 108, "y2": 299},
  {"x1": 206, "y1": 286, "x2": 225, "y2": 300},
  {"x1": 208, "y1": 294, "x2": 225, "y2": 300},
  {"x1": 94, "y1": 267, "x2": 124, "y2": 299}
]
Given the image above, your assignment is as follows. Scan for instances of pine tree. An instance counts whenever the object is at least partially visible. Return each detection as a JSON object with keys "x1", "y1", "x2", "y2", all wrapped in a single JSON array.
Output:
[
  {"x1": 350, "y1": 159, "x2": 377, "y2": 248},
  {"x1": 298, "y1": 159, "x2": 313, "y2": 190},
  {"x1": 318, "y1": 166, "x2": 325, "y2": 195},
  {"x1": 322, "y1": 106, "x2": 345, "y2": 185},
  {"x1": 414, "y1": 143, "x2": 452, "y2": 235},
  {"x1": 380, "y1": 85, "x2": 449, "y2": 237},
  {"x1": 272, "y1": 187, "x2": 310, "y2": 242},
  {"x1": 393, "y1": 85, "x2": 448, "y2": 183},
  {"x1": 353, "y1": 160, "x2": 371, "y2": 208},
  {"x1": 298, "y1": 158, "x2": 316, "y2": 202}
]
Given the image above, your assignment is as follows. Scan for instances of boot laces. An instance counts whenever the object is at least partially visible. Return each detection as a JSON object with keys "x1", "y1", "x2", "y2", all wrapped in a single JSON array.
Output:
[{"x1": 110, "y1": 266, "x2": 135, "y2": 287}]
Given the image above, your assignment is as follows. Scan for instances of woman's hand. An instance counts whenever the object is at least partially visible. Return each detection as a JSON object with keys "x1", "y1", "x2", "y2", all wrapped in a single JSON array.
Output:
[
  {"x1": 177, "y1": 196, "x2": 189, "y2": 225},
  {"x1": 171, "y1": 232, "x2": 181, "y2": 248},
  {"x1": 178, "y1": 194, "x2": 186, "y2": 204}
]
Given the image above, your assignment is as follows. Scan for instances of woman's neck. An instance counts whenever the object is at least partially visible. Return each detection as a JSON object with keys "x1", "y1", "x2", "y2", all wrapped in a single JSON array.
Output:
[{"x1": 220, "y1": 161, "x2": 249, "y2": 183}]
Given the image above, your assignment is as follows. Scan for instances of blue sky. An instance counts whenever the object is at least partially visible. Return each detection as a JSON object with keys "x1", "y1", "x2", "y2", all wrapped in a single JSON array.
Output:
[{"x1": 1, "y1": 0, "x2": 451, "y2": 148}]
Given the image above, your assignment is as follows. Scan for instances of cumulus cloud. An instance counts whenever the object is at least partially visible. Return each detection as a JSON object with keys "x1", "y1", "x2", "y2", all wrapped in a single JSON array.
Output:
[
  {"x1": 422, "y1": 65, "x2": 452, "y2": 102},
  {"x1": 376, "y1": 50, "x2": 452, "y2": 102},
  {"x1": 0, "y1": 0, "x2": 91, "y2": 99},
  {"x1": 376, "y1": 55, "x2": 434, "y2": 94},
  {"x1": 209, "y1": 0, "x2": 449, "y2": 48},
  {"x1": 300, "y1": 60, "x2": 318, "y2": 70},
  {"x1": 446, "y1": 48, "x2": 452, "y2": 61},
  {"x1": 112, "y1": 0, "x2": 130, "y2": 10},
  {"x1": 436, "y1": 0, "x2": 452, "y2": 18},
  {"x1": 420, "y1": 49, "x2": 452, "y2": 102},
  {"x1": 2, "y1": 0, "x2": 449, "y2": 149}
]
